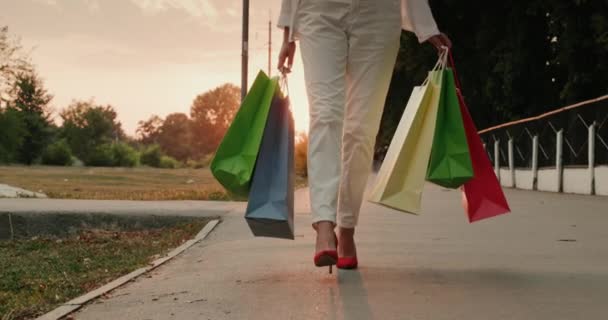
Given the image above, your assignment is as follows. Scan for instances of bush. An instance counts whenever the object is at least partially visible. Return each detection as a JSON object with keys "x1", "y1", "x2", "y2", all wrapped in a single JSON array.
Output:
[
  {"x1": 199, "y1": 154, "x2": 214, "y2": 167},
  {"x1": 86, "y1": 144, "x2": 115, "y2": 167},
  {"x1": 159, "y1": 156, "x2": 180, "y2": 169},
  {"x1": 140, "y1": 145, "x2": 162, "y2": 167},
  {"x1": 41, "y1": 139, "x2": 73, "y2": 166},
  {"x1": 295, "y1": 134, "x2": 308, "y2": 177},
  {"x1": 111, "y1": 142, "x2": 139, "y2": 167},
  {"x1": 186, "y1": 154, "x2": 214, "y2": 169},
  {"x1": 139, "y1": 144, "x2": 180, "y2": 168}
]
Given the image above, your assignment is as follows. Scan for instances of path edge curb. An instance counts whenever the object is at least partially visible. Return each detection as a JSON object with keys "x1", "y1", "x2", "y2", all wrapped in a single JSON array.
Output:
[{"x1": 35, "y1": 219, "x2": 221, "y2": 320}]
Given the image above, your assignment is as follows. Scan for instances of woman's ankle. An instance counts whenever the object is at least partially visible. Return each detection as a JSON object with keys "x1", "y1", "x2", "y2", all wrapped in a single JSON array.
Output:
[
  {"x1": 313, "y1": 220, "x2": 335, "y2": 232},
  {"x1": 338, "y1": 227, "x2": 356, "y2": 257},
  {"x1": 314, "y1": 221, "x2": 336, "y2": 251},
  {"x1": 338, "y1": 226, "x2": 355, "y2": 238}
]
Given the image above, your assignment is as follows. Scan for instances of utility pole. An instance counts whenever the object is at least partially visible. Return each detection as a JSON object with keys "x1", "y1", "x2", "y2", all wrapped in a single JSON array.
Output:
[
  {"x1": 268, "y1": 11, "x2": 272, "y2": 77},
  {"x1": 241, "y1": 0, "x2": 249, "y2": 102}
]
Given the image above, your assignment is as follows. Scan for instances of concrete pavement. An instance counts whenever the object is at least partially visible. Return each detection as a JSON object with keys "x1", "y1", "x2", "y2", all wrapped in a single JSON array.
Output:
[{"x1": 34, "y1": 185, "x2": 608, "y2": 319}]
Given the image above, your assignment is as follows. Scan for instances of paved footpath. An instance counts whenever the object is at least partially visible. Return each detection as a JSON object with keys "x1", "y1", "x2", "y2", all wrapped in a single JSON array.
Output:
[{"x1": 7, "y1": 185, "x2": 608, "y2": 320}]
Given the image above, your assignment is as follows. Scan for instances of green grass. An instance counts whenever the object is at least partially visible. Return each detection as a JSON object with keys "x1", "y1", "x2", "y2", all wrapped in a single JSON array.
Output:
[
  {"x1": 0, "y1": 165, "x2": 307, "y2": 201},
  {"x1": 0, "y1": 166, "x2": 232, "y2": 201},
  {"x1": 0, "y1": 219, "x2": 211, "y2": 320}
]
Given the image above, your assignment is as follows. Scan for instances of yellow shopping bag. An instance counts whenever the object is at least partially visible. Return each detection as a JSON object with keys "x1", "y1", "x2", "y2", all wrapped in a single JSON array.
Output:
[{"x1": 368, "y1": 59, "x2": 445, "y2": 214}]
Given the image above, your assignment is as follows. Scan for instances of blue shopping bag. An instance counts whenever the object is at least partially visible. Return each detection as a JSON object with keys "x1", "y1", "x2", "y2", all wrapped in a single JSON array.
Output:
[{"x1": 245, "y1": 86, "x2": 295, "y2": 240}]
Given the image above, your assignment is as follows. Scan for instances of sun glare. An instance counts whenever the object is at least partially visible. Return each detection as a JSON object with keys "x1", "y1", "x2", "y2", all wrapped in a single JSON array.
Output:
[
  {"x1": 249, "y1": 53, "x2": 309, "y2": 134},
  {"x1": 286, "y1": 61, "x2": 309, "y2": 134}
]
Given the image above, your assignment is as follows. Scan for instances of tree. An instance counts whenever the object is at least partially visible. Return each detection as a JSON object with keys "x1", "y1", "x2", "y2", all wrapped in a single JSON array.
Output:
[
  {"x1": 60, "y1": 100, "x2": 125, "y2": 163},
  {"x1": 136, "y1": 114, "x2": 163, "y2": 145},
  {"x1": 0, "y1": 107, "x2": 24, "y2": 163},
  {"x1": 0, "y1": 26, "x2": 32, "y2": 107},
  {"x1": 190, "y1": 84, "x2": 240, "y2": 157},
  {"x1": 157, "y1": 113, "x2": 192, "y2": 161},
  {"x1": 546, "y1": 0, "x2": 608, "y2": 104},
  {"x1": 10, "y1": 73, "x2": 53, "y2": 164}
]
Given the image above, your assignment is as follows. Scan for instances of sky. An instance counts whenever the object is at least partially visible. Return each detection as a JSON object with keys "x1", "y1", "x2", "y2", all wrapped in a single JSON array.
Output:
[{"x1": 0, "y1": 0, "x2": 309, "y2": 135}]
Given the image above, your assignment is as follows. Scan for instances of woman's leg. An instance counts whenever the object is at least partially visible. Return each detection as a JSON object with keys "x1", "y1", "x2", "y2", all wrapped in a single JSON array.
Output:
[
  {"x1": 297, "y1": 0, "x2": 350, "y2": 250},
  {"x1": 338, "y1": 0, "x2": 402, "y2": 253}
]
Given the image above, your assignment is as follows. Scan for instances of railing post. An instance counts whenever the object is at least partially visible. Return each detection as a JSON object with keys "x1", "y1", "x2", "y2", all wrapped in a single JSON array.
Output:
[
  {"x1": 589, "y1": 122, "x2": 596, "y2": 195},
  {"x1": 494, "y1": 140, "x2": 500, "y2": 180},
  {"x1": 508, "y1": 138, "x2": 515, "y2": 187},
  {"x1": 556, "y1": 130, "x2": 564, "y2": 193},
  {"x1": 532, "y1": 135, "x2": 539, "y2": 191}
]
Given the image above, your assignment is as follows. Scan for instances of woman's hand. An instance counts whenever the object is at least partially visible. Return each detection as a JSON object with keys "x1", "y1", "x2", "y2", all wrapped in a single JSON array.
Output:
[
  {"x1": 428, "y1": 33, "x2": 452, "y2": 52},
  {"x1": 277, "y1": 40, "x2": 296, "y2": 74}
]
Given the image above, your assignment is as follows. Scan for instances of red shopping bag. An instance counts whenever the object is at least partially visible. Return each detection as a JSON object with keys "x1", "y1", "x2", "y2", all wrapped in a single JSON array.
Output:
[{"x1": 450, "y1": 53, "x2": 510, "y2": 222}]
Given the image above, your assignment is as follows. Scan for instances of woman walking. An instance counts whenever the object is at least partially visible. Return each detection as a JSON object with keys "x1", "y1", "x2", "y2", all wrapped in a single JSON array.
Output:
[{"x1": 277, "y1": 0, "x2": 451, "y2": 271}]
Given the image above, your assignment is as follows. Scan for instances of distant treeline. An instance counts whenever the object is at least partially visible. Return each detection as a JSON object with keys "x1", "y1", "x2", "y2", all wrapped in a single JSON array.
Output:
[{"x1": 0, "y1": 26, "x2": 240, "y2": 168}]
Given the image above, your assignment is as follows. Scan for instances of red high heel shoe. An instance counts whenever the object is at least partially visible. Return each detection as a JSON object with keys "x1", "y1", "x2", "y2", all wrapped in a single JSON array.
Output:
[
  {"x1": 337, "y1": 234, "x2": 358, "y2": 269},
  {"x1": 337, "y1": 256, "x2": 358, "y2": 269},
  {"x1": 314, "y1": 233, "x2": 338, "y2": 274}
]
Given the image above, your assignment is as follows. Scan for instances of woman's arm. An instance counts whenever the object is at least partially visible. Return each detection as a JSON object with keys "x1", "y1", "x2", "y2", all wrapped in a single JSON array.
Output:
[
  {"x1": 402, "y1": 0, "x2": 451, "y2": 50},
  {"x1": 276, "y1": 0, "x2": 296, "y2": 73},
  {"x1": 277, "y1": 28, "x2": 296, "y2": 73},
  {"x1": 401, "y1": 0, "x2": 439, "y2": 43},
  {"x1": 277, "y1": 0, "x2": 292, "y2": 29}
]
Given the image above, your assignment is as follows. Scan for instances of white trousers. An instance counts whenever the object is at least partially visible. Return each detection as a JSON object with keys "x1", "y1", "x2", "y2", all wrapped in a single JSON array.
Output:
[{"x1": 296, "y1": 0, "x2": 402, "y2": 228}]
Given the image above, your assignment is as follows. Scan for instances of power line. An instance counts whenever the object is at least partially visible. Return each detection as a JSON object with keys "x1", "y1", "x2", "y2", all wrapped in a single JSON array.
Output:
[
  {"x1": 241, "y1": 0, "x2": 249, "y2": 102},
  {"x1": 268, "y1": 10, "x2": 272, "y2": 76}
]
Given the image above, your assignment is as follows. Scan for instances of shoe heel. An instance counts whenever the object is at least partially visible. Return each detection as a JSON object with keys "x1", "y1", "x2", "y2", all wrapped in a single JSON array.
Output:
[{"x1": 314, "y1": 231, "x2": 339, "y2": 274}]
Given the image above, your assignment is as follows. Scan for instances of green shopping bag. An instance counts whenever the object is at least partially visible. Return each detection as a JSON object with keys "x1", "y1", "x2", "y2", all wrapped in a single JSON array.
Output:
[
  {"x1": 210, "y1": 70, "x2": 280, "y2": 196},
  {"x1": 426, "y1": 68, "x2": 473, "y2": 189}
]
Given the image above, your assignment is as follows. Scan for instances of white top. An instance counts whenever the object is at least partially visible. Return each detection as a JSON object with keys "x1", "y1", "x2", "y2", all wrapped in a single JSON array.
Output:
[{"x1": 277, "y1": 0, "x2": 440, "y2": 43}]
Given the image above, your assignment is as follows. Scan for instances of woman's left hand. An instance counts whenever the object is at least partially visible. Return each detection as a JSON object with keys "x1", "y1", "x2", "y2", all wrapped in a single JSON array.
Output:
[{"x1": 428, "y1": 33, "x2": 452, "y2": 52}]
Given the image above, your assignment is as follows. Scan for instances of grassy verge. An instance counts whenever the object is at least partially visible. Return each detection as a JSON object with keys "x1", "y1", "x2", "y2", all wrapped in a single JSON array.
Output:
[
  {"x1": 0, "y1": 165, "x2": 307, "y2": 201},
  {"x1": 0, "y1": 166, "x2": 232, "y2": 201},
  {"x1": 0, "y1": 219, "x2": 211, "y2": 320}
]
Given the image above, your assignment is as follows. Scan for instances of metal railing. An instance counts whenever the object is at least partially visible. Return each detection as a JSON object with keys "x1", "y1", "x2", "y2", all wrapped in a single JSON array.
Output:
[{"x1": 478, "y1": 94, "x2": 608, "y2": 195}]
